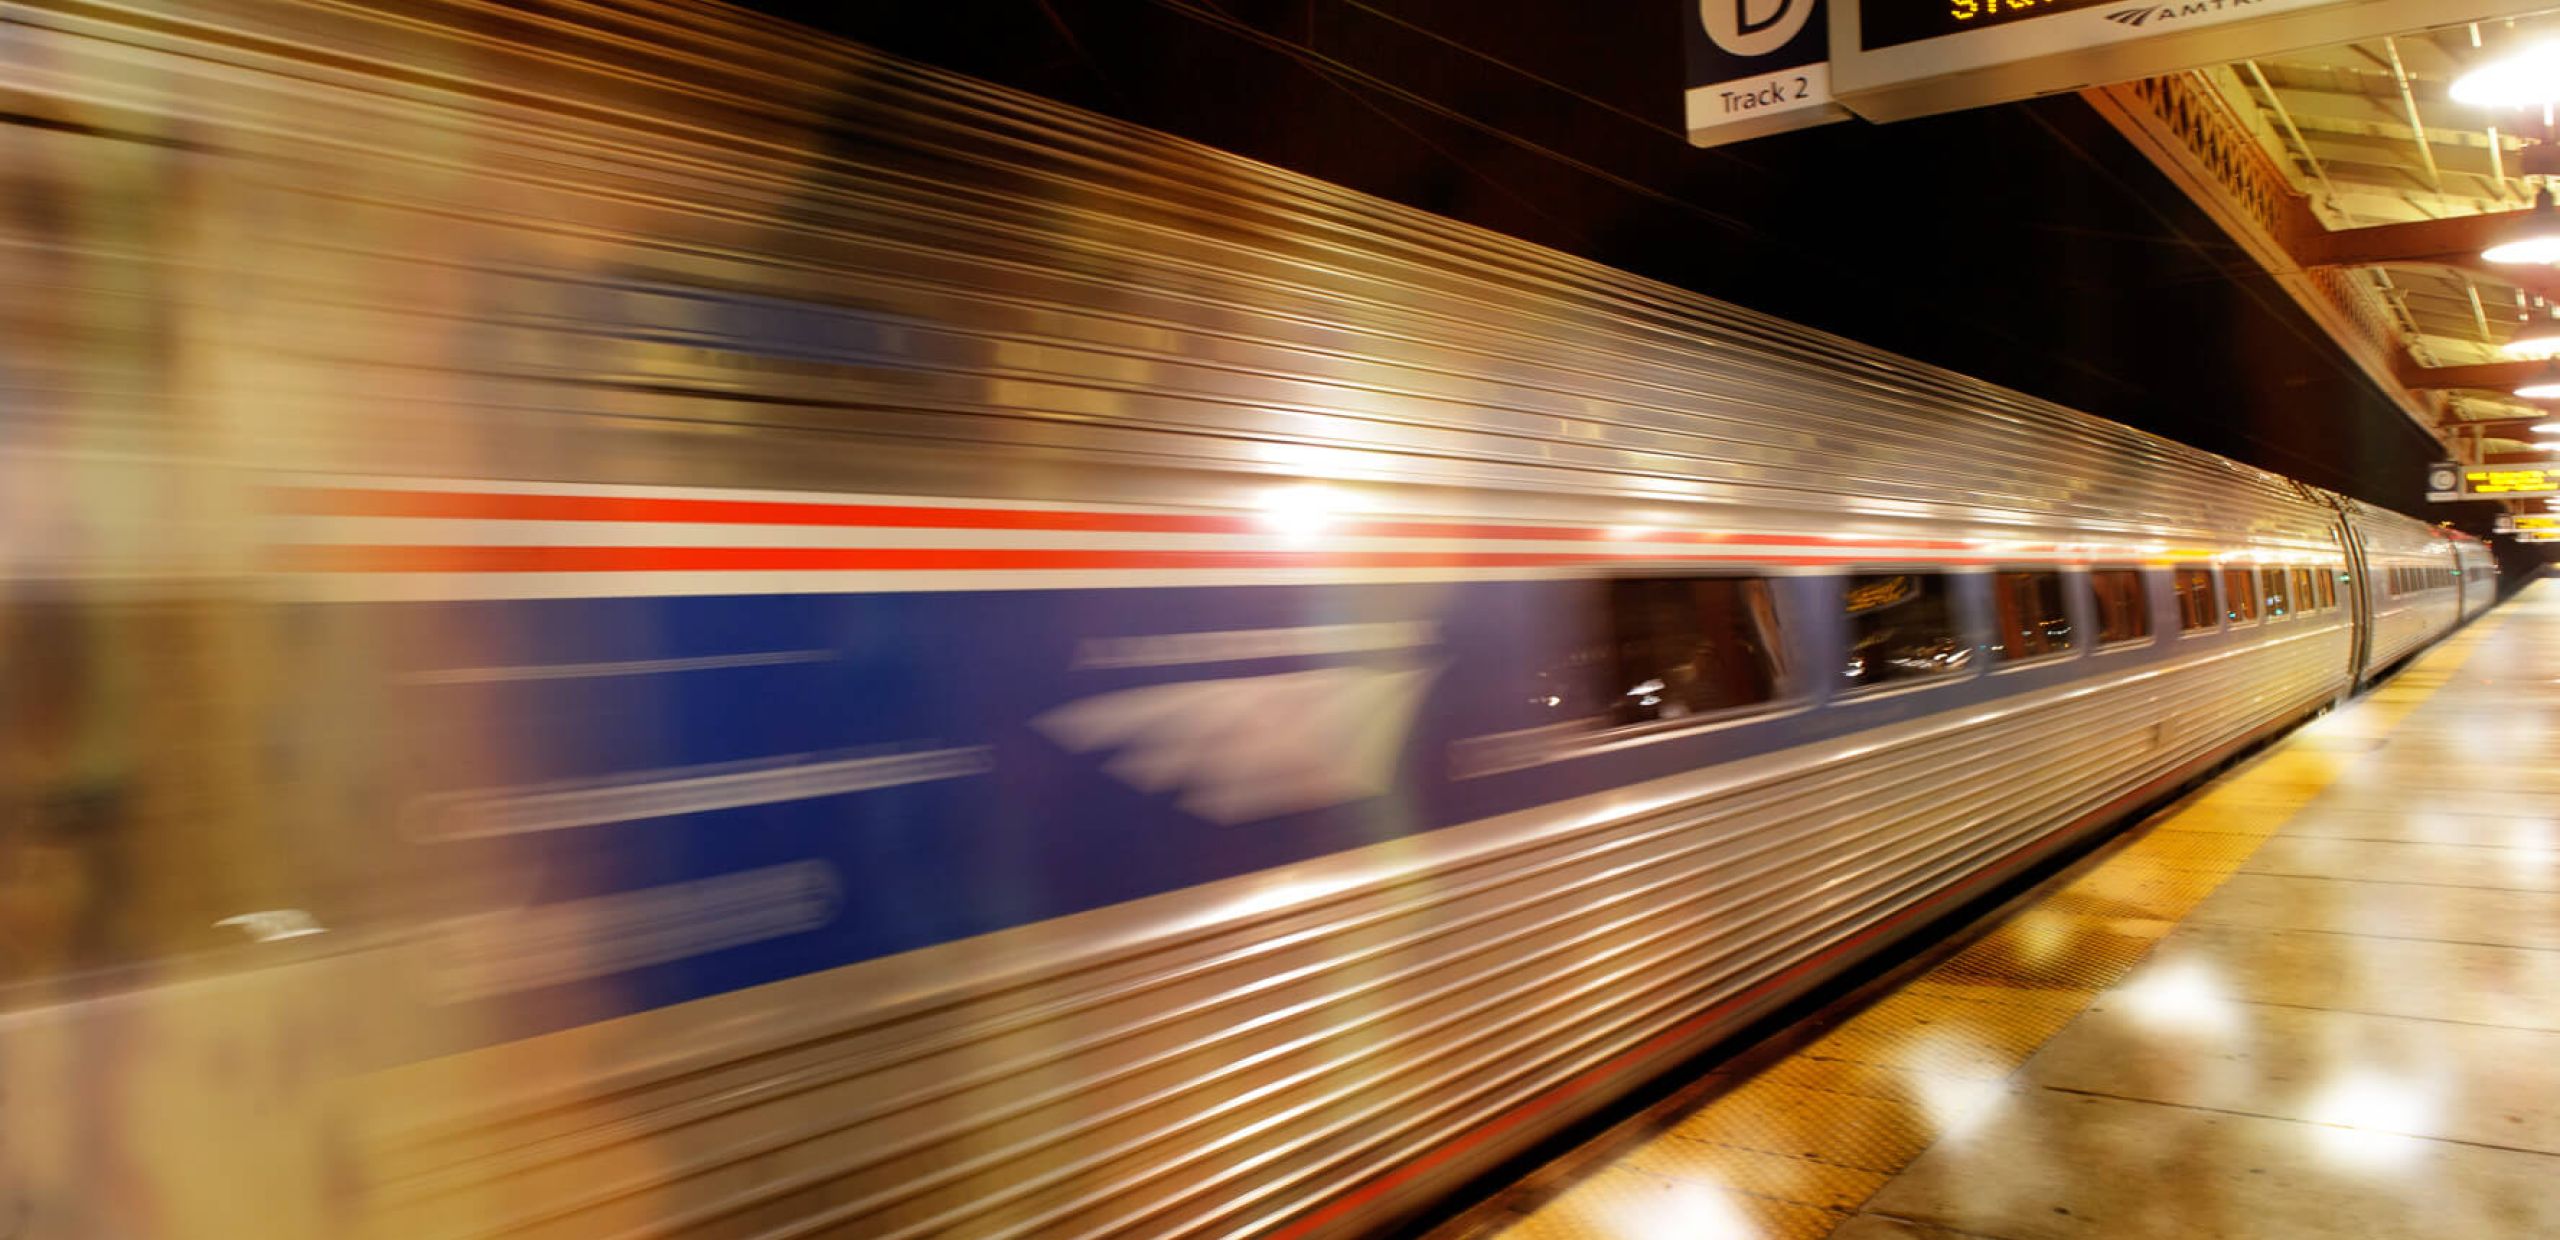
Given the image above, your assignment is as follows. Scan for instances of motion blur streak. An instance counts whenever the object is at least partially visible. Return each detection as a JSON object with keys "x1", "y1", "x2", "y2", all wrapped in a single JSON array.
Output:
[{"x1": 0, "y1": 2, "x2": 2496, "y2": 1238}]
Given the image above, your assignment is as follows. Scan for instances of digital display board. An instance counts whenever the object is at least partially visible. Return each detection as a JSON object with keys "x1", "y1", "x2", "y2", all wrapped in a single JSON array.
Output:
[
  {"x1": 2516, "y1": 514, "x2": 2560, "y2": 531},
  {"x1": 1860, "y1": 0, "x2": 2119, "y2": 53},
  {"x1": 2463, "y1": 466, "x2": 2560, "y2": 497}
]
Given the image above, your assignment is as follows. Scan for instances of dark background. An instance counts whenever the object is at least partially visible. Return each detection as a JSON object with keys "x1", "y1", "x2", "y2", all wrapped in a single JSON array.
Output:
[{"x1": 767, "y1": 0, "x2": 2511, "y2": 536}]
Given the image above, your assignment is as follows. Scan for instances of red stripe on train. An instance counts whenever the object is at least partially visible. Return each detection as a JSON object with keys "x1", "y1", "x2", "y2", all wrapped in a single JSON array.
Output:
[
  {"x1": 277, "y1": 488, "x2": 1984, "y2": 551},
  {"x1": 279, "y1": 546, "x2": 2032, "y2": 573}
]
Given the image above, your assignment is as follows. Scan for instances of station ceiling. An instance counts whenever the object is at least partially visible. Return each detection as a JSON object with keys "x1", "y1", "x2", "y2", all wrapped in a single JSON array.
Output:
[{"x1": 2093, "y1": 10, "x2": 2560, "y2": 468}]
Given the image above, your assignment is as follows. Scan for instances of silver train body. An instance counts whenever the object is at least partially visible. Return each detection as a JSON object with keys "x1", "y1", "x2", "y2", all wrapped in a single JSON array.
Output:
[{"x1": 0, "y1": 2, "x2": 2494, "y2": 1237}]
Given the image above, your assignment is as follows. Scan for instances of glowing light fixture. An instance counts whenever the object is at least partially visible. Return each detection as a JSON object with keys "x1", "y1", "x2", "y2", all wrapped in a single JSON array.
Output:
[
  {"x1": 2452, "y1": 43, "x2": 2560, "y2": 108},
  {"x1": 2535, "y1": 422, "x2": 2560, "y2": 435},
  {"x1": 2482, "y1": 188, "x2": 2560, "y2": 266},
  {"x1": 2505, "y1": 330, "x2": 2560, "y2": 360},
  {"x1": 2520, "y1": 382, "x2": 2560, "y2": 399}
]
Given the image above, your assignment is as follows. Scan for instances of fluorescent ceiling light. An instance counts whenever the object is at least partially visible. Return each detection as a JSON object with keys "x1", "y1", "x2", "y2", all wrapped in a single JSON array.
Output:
[
  {"x1": 2452, "y1": 43, "x2": 2560, "y2": 108},
  {"x1": 2504, "y1": 332, "x2": 2560, "y2": 359},
  {"x1": 2483, "y1": 188, "x2": 2560, "y2": 266},
  {"x1": 2484, "y1": 234, "x2": 2560, "y2": 265},
  {"x1": 2516, "y1": 382, "x2": 2560, "y2": 399}
]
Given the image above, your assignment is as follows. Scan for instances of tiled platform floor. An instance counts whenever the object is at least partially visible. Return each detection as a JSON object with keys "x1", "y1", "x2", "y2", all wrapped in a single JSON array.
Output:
[{"x1": 1433, "y1": 581, "x2": 2560, "y2": 1240}]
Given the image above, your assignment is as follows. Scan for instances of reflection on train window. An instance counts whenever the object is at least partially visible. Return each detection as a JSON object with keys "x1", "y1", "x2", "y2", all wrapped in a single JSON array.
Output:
[
  {"x1": 2223, "y1": 567, "x2": 2259, "y2": 623},
  {"x1": 2090, "y1": 569, "x2": 2149, "y2": 644},
  {"x1": 2291, "y1": 568, "x2": 2317, "y2": 613},
  {"x1": 2262, "y1": 570, "x2": 2292, "y2": 618},
  {"x1": 1990, "y1": 570, "x2": 2072, "y2": 662},
  {"x1": 1586, "y1": 576, "x2": 1788, "y2": 727},
  {"x1": 1842, "y1": 572, "x2": 1969, "y2": 690},
  {"x1": 2319, "y1": 571, "x2": 2337, "y2": 609},
  {"x1": 2172, "y1": 567, "x2": 2218, "y2": 632}
]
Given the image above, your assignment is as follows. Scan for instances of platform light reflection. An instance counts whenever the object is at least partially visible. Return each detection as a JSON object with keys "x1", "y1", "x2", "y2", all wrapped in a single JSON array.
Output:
[
  {"x1": 2304, "y1": 1071, "x2": 2439, "y2": 1169},
  {"x1": 2116, "y1": 960, "x2": 2241, "y2": 1036},
  {"x1": 1594, "y1": 1178, "x2": 1764, "y2": 1240}
]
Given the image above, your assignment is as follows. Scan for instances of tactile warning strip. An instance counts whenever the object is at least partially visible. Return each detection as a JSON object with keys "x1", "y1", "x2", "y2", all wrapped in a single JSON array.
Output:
[{"x1": 1465, "y1": 616, "x2": 2508, "y2": 1240}]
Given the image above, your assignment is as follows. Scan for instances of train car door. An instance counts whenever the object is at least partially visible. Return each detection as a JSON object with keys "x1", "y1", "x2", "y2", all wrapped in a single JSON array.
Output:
[{"x1": 2335, "y1": 507, "x2": 2376, "y2": 686}]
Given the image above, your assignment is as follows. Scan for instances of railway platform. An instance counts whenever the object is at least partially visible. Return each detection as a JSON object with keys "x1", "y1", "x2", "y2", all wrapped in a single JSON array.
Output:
[{"x1": 1428, "y1": 579, "x2": 2560, "y2": 1240}]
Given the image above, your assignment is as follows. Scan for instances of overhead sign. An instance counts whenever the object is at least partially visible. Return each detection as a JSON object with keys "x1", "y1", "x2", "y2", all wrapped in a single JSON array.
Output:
[
  {"x1": 1826, "y1": 0, "x2": 2555, "y2": 123},
  {"x1": 2515, "y1": 514, "x2": 2560, "y2": 533},
  {"x1": 2462, "y1": 465, "x2": 2560, "y2": 497},
  {"x1": 2516, "y1": 531, "x2": 2560, "y2": 544},
  {"x1": 1685, "y1": 0, "x2": 1854, "y2": 146}
]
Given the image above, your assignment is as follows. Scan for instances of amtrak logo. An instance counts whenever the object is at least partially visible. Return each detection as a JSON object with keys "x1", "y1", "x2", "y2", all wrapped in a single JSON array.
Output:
[
  {"x1": 1037, "y1": 664, "x2": 1436, "y2": 824},
  {"x1": 2103, "y1": 0, "x2": 2265, "y2": 29}
]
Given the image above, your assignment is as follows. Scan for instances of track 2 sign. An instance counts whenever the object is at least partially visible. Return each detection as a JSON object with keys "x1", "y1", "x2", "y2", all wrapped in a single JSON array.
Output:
[{"x1": 1684, "y1": 0, "x2": 1853, "y2": 146}]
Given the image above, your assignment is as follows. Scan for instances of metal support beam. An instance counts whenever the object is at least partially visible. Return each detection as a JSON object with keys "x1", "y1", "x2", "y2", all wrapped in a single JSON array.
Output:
[
  {"x1": 2294, "y1": 211, "x2": 2514, "y2": 271},
  {"x1": 2400, "y1": 358, "x2": 2555, "y2": 390},
  {"x1": 2437, "y1": 412, "x2": 2549, "y2": 431}
]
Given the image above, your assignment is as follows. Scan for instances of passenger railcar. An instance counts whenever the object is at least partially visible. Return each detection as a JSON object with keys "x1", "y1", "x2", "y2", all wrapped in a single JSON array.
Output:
[{"x1": 0, "y1": 2, "x2": 2489, "y2": 1237}]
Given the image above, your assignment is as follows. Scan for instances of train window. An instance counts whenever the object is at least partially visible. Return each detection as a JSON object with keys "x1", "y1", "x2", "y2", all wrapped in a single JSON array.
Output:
[
  {"x1": 2291, "y1": 568, "x2": 2317, "y2": 613},
  {"x1": 1842, "y1": 572, "x2": 1970, "y2": 690},
  {"x1": 2223, "y1": 567, "x2": 2259, "y2": 623},
  {"x1": 2262, "y1": 570, "x2": 2292, "y2": 618},
  {"x1": 1585, "y1": 576, "x2": 1788, "y2": 727},
  {"x1": 2172, "y1": 567, "x2": 2218, "y2": 632},
  {"x1": 1990, "y1": 570, "x2": 2073, "y2": 662},
  {"x1": 2319, "y1": 571, "x2": 2337, "y2": 610},
  {"x1": 2089, "y1": 569, "x2": 2150, "y2": 644}
]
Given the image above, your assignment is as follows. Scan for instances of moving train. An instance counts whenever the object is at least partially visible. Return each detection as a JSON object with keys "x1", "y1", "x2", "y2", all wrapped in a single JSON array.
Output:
[{"x1": 0, "y1": 1, "x2": 2501, "y2": 1236}]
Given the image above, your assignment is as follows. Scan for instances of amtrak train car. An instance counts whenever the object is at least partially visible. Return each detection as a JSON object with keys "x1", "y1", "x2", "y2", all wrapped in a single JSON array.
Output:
[{"x1": 0, "y1": 2, "x2": 2489, "y2": 1237}]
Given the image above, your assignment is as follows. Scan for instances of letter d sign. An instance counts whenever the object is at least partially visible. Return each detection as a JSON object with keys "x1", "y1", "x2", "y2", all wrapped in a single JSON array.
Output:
[{"x1": 1702, "y1": 0, "x2": 1815, "y2": 58}]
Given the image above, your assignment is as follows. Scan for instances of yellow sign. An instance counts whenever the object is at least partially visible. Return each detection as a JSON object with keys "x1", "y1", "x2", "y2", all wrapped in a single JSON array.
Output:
[
  {"x1": 2463, "y1": 466, "x2": 2560, "y2": 496},
  {"x1": 2517, "y1": 514, "x2": 2560, "y2": 532}
]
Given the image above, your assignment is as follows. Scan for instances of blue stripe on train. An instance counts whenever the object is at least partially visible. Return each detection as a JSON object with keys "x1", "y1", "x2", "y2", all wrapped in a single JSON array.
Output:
[{"x1": 354, "y1": 571, "x2": 2199, "y2": 1044}]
